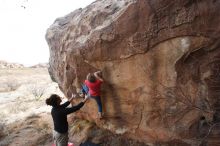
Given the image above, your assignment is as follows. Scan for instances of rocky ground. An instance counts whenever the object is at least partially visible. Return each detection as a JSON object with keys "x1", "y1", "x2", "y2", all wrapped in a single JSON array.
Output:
[
  {"x1": 0, "y1": 68, "x2": 149, "y2": 146},
  {"x1": 0, "y1": 68, "x2": 62, "y2": 146},
  {"x1": 1, "y1": 68, "x2": 218, "y2": 146}
]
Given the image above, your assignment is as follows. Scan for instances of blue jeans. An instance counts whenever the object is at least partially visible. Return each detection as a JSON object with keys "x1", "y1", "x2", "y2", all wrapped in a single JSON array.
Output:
[
  {"x1": 81, "y1": 84, "x2": 89, "y2": 95},
  {"x1": 90, "y1": 95, "x2": 102, "y2": 113},
  {"x1": 81, "y1": 84, "x2": 102, "y2": 113}
]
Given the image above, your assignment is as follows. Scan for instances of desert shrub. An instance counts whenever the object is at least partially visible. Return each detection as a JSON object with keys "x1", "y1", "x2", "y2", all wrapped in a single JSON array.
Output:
[
  {"x1": 9, "y1": 102, "x2": 28, "y2": 113},
  {"x1": 5, "y1": 79, "x2": 20, "y2": 91},
  {"x1": 0, "y1": 111, "x2": 8, "y2": 120},
  {"x1": 69, "y1": 119, "x2": 94, "y2": 134},
  {"x1": 29, "y1": 85, "x2": 47, "y2": 100}
]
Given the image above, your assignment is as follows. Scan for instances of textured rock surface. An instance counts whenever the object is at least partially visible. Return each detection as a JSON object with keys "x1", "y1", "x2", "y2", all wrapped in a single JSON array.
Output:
[{"x1": 46, "y1": 0, "x2": 220, "y2": 145}]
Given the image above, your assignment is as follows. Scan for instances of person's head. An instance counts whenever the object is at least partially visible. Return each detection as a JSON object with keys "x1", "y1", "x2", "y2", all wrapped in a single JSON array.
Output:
[
  {"x1": 46, "y1": 94, "x2": 62, "y2": 107},
  {"x1": 86, "y1": 73, "x2": 96, "y2": 83}
]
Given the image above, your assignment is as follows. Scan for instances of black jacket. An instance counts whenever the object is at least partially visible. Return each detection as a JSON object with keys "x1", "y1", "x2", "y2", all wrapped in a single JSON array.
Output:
[{"x1": 51, "y1": 101, "x2": 84, "y2": 133}]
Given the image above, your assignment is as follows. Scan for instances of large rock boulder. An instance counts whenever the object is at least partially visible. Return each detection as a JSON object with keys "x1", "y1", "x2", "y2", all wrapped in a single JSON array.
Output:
[{"x1": 46, "y1": 0, "x2": 220, "y2": 145}]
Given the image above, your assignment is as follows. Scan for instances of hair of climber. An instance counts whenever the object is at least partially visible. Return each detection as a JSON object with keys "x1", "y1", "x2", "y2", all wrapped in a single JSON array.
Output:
[{"x1": 87, "y1": 73, "x2": 96, "y2": 83}]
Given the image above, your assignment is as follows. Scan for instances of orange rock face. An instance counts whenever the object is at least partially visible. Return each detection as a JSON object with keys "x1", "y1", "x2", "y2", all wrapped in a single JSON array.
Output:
[{"x1": 46, "y1": 0, "x2": 220, "y2": 145}]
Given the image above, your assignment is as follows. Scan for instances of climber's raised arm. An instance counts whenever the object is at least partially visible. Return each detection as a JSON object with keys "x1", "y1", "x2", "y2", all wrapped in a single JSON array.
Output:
[{"x1": 94, "y1": 71, "x2": 104, "y2": 82}]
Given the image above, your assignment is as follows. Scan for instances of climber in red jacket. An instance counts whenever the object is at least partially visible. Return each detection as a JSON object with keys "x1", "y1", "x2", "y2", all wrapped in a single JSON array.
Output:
[{"x1": 82, "y1": 71, "x2": 104, "y2": 119}]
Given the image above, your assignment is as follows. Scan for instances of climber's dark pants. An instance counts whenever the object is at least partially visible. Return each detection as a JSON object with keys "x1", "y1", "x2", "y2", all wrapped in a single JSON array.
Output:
[{"x1": 90, "y1": 95, "x2": 102, "y2": 113}]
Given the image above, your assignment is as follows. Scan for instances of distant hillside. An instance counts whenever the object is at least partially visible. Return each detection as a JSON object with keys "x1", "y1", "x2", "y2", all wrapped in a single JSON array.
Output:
[
  {"x1": 0, "y1": 60, "x2": 24, "y2": 69},
  {"x1": 29, "y1": 63, "x2": 49, "y2": 68}
]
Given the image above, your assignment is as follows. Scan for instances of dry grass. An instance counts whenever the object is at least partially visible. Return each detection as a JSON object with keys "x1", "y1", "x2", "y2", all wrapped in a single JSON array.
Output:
[
  {"x1": 0, "y1": 68, "x2": 63, "y2": 146},
  {"x1": 0, "y1": 68, "x2": 52, "y2": 92},
  {"x1": 70, "y1": 119, "x2": 94, "y2": 135},
  {"x1": 0, "y1": 113, "x2": 53, "y2": 146}
]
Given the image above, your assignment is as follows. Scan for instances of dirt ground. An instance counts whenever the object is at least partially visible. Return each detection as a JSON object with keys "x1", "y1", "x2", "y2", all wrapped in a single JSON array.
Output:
[
  {"x1": 0, "y1": 68, "x2": 148, "y2": 146},
  {"x1": 0, "y1": 68, "x2": 62, "y2": 146}
]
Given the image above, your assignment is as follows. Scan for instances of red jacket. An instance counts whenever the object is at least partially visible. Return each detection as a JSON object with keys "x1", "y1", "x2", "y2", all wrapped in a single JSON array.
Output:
[{"x1": 85, "y1": 79, "x2": 102, "y2": 96}]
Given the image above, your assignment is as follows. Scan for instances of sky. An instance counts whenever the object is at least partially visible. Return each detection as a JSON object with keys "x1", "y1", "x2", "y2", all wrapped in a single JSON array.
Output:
[{"x1": 0, "y1": 0, "x2": 95, "y2": 66}]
